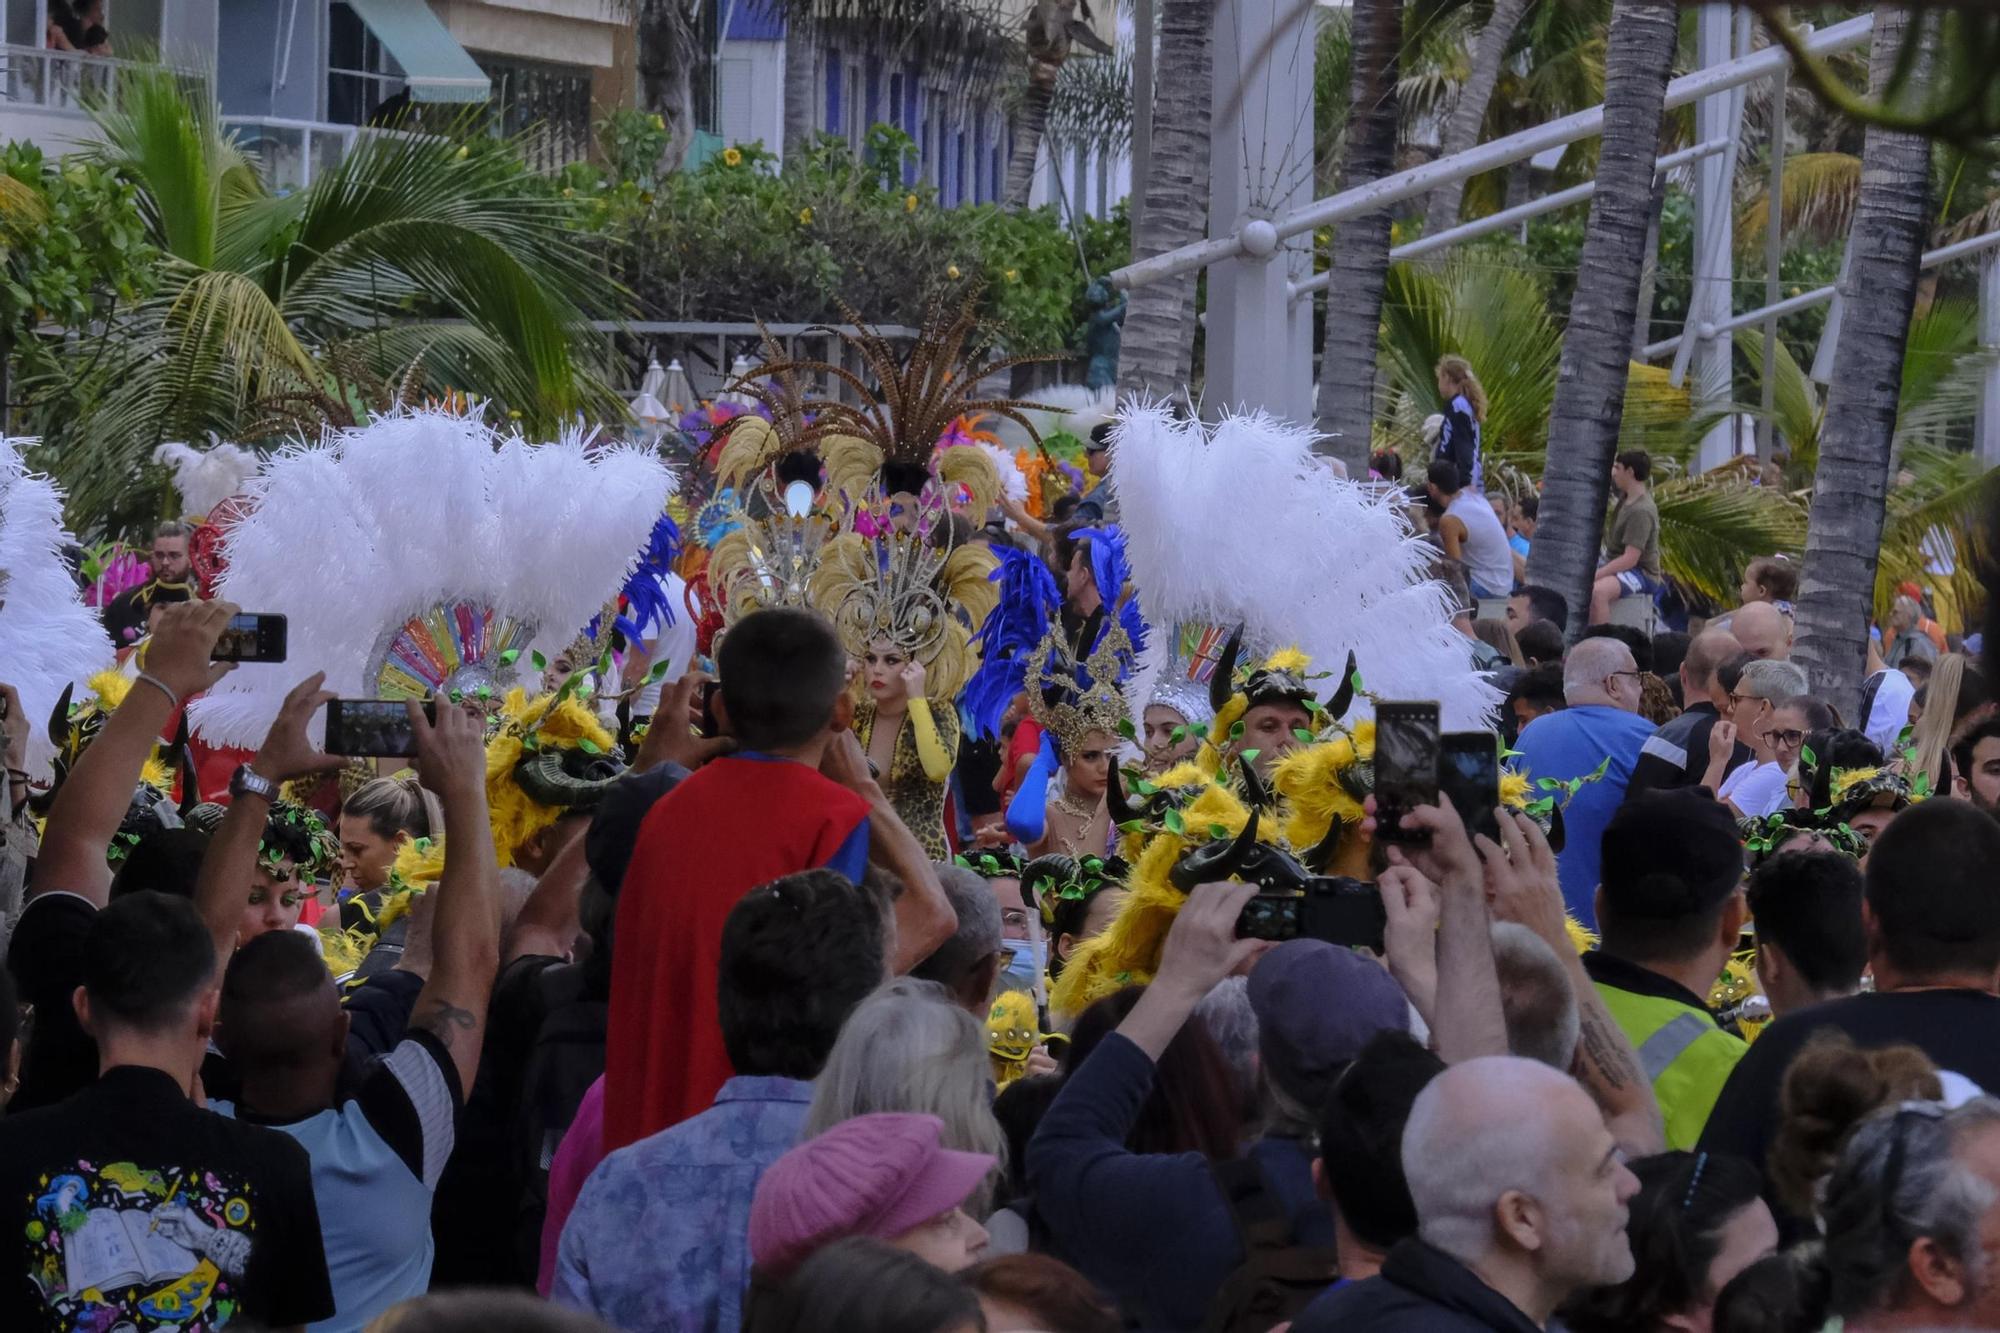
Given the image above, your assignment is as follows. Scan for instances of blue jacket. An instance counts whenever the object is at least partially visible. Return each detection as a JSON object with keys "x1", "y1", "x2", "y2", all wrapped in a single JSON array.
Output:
[
  {"x1": 1028, "y1": 1032, "x2": 1329, "y2": 1331},
  {"x1": 1509, "y1": 705, "x2": 1655, "y2": 930}
]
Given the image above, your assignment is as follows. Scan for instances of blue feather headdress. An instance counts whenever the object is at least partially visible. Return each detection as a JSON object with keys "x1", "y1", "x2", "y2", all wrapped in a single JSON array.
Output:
[
  {"x1": 610, "y1": 509, "x2": 683, "y2": 643},
  {"x1": 962, "y1": 545, "x2": 1061, "y2": 740},
  {"x1": 1070, "y1": 523, "x2": 1148, "y2": 661}
]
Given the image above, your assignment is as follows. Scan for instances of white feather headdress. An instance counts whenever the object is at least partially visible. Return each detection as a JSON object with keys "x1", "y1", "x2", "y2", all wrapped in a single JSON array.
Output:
[
  {"x1": 0, "y1": 438, "x2": 116, "y2": 774},
  {"x1": 189, "y1": 410, "x2": 676, "y2": 748},
  {"x1": 1110, "y1": 402, "x2": 1498, "y2": 730}
]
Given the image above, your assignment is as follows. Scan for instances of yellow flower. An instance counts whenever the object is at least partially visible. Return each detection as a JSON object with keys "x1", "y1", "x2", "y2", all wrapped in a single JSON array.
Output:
[
  {"x1": 1004, "y1": 268, "x2": 1019, "y2": 282},
  {"x1": 722, "y1": 147, "x2": 744, "y2": 167},
  {"x1": 947, "y1": 264, "x2": 962, "y2": 279},
  {"x1": 561, "y1": 187, "x2": 574, "y2": 198},
  {"x1": 454, "y1": 145, "x2": 469, "y2": 160},
  {"x1": 798, "y1": 207, "x2": 814, "y2": 225},
  {"x1": 650, "y1": 114, "x2": 665, "y2": 130},
  {"x1": 904, "y1": 193, "x2": 919, "y2": 212}
]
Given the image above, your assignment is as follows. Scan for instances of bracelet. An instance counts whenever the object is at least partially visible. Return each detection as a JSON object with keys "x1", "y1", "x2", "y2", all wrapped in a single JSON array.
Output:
[
  {"x1": 134, "y1": 672, "x2": 181, "y2": 711},
  {"x1": 5, "y1": 769, "x2": 25, "y2": 785}
]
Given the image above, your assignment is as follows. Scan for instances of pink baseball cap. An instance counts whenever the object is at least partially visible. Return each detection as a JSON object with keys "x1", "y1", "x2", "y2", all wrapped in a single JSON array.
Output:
[{"x1": 749, "y1": 1112, "x2": 996, "y2": 1277}]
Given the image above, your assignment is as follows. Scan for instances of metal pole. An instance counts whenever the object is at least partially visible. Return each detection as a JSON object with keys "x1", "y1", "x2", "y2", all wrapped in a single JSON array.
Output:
[
  {"x1": 1289, "y1": 139, "x2": 1732, "y2": 299},
  {"x1": 1980, "y1": 253, "x2": 2000, "y2": 466},
  {"x1": 1130, "y1": 0, "x2": 1153, "y2": 239},
  {"x1": 1760, "y1": 54, "x2": 1786, "y2": 466},
  {"x1": 1111, "y1": 12, "x2": 1870, "y2": 292}
]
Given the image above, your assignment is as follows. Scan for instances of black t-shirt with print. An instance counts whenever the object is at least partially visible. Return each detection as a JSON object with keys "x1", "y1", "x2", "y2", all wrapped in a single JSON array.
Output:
[{"x1": 0, "y1": 1065, "x2": 334, "y2": 1331}]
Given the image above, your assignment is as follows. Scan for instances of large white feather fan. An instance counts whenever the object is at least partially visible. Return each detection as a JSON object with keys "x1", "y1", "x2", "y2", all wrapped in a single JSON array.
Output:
[
  {"x1": 0, "y1": 438, "x2": 116, "y2": 773},
  {"x1": 153, "y1": 437, "x2": 260, "y2": 519},
  {"x1": 189, "y1": 411, "x2": 676, "y2": 748},
  {"x1": 1111, "y1": 402, "x2": 1499, "y2": 731}
]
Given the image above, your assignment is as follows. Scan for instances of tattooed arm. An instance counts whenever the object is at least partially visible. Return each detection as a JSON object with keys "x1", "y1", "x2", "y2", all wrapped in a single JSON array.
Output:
[
  {"x1": 1482, "y1": 810, "x2": 1665, "y2": 1156},
  {"x1": 404, "y1": 697, "x2": 502, "y2": 1094}
]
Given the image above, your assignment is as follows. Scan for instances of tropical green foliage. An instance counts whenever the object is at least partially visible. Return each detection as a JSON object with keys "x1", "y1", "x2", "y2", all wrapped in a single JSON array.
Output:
[
  {"x1": 18, "y1": 68, "x2": 625, "y2": 537},
  {"x1": 0, "y1": 144, "x2": 157, "y2": 365},
  {"x1": 571, "y1": 115, "x2": 1128, "y2": 355}
]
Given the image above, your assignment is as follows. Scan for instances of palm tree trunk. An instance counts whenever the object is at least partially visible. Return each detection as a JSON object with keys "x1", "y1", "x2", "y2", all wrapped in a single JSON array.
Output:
[
  {"x1": 637, "y1": 0, "x2": 699, "y2": 171},
  {"x1": 782, "y1": 21, "x2": 816, "y2": 159},
  {"x1": 1630, "y1": 171, "x2": 1668, "y2": 356},
  {"x1": 1116, "y1": 0, "x2": 1213, "y2": 399},
  {"x1": 1793, "y1": 9, "x2": 1931, "y2": 721},
  {"x1": 1314, "y1": 0, "x2": 1399, "y2": 475},
  {"x1": 1524, "y1": 0, "x2": 1677, "y2": 640},
  {"x1": 1004, "y1": 69, "x2": 1061, "y2": 209},
  {"x1": 1420, "y1": 0, "x2": 1533, "y2": 239}
]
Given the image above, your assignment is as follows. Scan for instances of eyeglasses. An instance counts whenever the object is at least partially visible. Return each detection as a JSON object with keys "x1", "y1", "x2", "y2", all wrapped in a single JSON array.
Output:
[
  {"x1": 1762, "y1": 728, "x2": 1807, "y2": 748},
  {"x1": 1605, "y1": 671, "x2": 1643, "y2": 688},
  {"x1": 1728, "y1": 692, "x2": 1770, "y2": 710},
  {"x1": 1000, "y1": 908, "x2": 1032, "y2": 931}
]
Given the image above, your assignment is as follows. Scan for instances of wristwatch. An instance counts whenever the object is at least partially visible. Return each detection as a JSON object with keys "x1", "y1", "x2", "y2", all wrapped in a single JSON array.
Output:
[{"x1": 229, "y1": 764, "x2": 279, "y2": 803}]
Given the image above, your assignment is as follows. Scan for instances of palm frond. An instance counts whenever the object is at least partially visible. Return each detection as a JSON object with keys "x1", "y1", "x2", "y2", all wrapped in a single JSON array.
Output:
[
  {"x1": 1733, "y1": 328, "x2": 1822, "y2": 466},
  {"x1": 1879, "y1": 444, "x2": 2000, "y2": 626},
  {"x1": 1653, "y1": 462, "x2": 1808, "y2": 607},
  {"x1": 1043, "y1": 51, "x2": 1132, "y2": 156},
  {"x1": 0, "y1": 173, "x2": 49, "y2": 230},
  {"x1": 1736, "y1": 152, "x2": 1859, "y2": 255},
  {"x1": 81, "y1": 63, "x2": 257, "y2": 266}
]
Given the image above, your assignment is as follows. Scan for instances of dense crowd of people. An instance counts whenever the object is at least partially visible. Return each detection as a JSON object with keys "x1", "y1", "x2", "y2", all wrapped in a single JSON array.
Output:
[{"x1": 2, "y1": 353, "x2": 1999, "y2": 1333}]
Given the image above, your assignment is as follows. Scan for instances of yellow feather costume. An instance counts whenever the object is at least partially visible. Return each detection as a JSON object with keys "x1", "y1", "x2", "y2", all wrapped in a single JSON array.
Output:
[{"x1": 485, "y1": 688, "x2": 618, "y2": 868}]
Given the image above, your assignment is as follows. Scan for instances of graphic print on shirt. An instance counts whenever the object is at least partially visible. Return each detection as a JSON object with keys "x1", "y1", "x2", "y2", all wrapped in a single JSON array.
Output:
[{"x1": 24, "y1": 1159, "x2": 259, "y2": 1330}]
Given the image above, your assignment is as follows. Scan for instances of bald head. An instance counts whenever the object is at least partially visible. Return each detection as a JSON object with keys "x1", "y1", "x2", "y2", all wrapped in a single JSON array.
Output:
[
  {"x1": 1563, "y1": 637, "x2": 1637, "y2": 709},
  {"x1": 1403, "y1": 1056, "x2": 1637, "y2": 1291},
  {"x1": 1683, "y1": 628, "x2": 1742, "y2": 696},
  {"x1": 1732, "y1": 602, "x2": 1793, "y2": 661}
]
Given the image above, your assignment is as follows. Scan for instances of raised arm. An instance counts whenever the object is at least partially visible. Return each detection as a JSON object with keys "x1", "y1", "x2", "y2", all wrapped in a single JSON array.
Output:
[
  {"x1": 34, "y1": 600, "x2": 235, "y2": 906},
  {"x1": 193, "y1": 673, "x2": 345, "y2": 963},
  {"x1": 822, "y1": 729, "x2": 955, "y2": 972},
  {"x1": 405, "y1": 697, "x2": 504, "y2": 1094},
  {"x1": 1381, "y1": 797, "x2": 1510, "y2": 1065},
  {"x1": 1483, "y1": 809, "x2": 1665, "y2": 1155}
]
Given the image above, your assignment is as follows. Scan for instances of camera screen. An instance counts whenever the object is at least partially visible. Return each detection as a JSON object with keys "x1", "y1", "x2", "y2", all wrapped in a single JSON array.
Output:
[
  {"x1": 331, "y1": 701, "x2": 416, "y2": 757},
  {"x1": 1376, "y1": 708, "x2": 1439, "y2": 812},
  {"x1": 214, "y1": 614, "x2": 261, "y2": 660}
]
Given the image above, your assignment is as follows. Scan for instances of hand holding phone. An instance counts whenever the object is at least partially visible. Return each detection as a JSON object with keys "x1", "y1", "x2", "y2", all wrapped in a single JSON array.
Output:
[{"x1": 1373, "y1": 702, "x2": 1440, "y2": 844}]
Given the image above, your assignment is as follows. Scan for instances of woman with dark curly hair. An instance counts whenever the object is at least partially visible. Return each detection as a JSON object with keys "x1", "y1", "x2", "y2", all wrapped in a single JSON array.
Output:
[{"x1": 1559, "y1": 1150, "x2": 1776, "y2": 1333}]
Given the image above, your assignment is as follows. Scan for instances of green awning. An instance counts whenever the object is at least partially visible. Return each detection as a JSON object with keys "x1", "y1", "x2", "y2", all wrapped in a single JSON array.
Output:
[{"x1": 343, "y1": 0, "x2": 491, "y2": 104}]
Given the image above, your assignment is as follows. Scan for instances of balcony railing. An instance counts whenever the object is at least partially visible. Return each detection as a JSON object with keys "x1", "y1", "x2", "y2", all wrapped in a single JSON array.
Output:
[
  {"x1": 222, "y1": 117, "x2": 364, "y2": 193},
  {"x1": 0, "y1": 41, "x2": 207, "y2": 118}
]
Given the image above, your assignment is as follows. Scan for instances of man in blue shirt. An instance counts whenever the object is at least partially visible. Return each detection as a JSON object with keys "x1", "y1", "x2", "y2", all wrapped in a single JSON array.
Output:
[
  {"x1": 1510, "y1": 636, "x2": 1655, "y2": 930},
  {"x1": 552, "y1": 867, "x2": 891, "y2": 1333}
]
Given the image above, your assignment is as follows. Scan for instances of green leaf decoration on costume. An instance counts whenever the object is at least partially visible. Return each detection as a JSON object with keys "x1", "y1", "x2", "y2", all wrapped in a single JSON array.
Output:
[
  {"x1": 1229, "y1": 721, "x2": 1246, "y2": 741},
  {"x1": 499, "y1": 649, "x2": 521, "y2": 665},
  {"x1": 1800, "y1": 744, "x2": 1817, "y2": 771},
  {"x1": 1351, "y1": 669, "x2": 1366, "y2": 693},
  {"x1": 577, "y1": 738, "x2": 602, "y2": 755},
  {"x1": 1240, "y1": 748, "x2": 1261, "y2": 767},
  {"x1": 1132, "y1": 777, "x2": 1158, "y2": 796},
  {"x1": 1292, "y1": 727, "x2": 1316, "y2": 743},
  {"x1": 1117, "y1": 717, "x2": 1137, "y2": 741},
  {"x1": 1163, "y1": 809, "x2": 1185, "y2": 835},
  {"x1": 1208, "y1": 823, "x2": 1229, "y2": 839},
  {"x1": 531, "y1": 650, "x2": 548, "y2": 672},
  {"x1": 645, "y1": 661, "x2": 673, "y2": 683},
  {"x1": 1117, "y1": 819, "x2": 1145, "y2": 834},
  {"x1": 1170, "y1": 726, "x2": 1187, "y2": 743}
]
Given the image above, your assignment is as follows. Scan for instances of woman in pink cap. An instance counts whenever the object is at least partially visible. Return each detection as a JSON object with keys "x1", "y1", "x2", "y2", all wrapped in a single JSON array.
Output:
[{"x1": 748, "y1": 1111, "x2": 997, "y2": 1289}]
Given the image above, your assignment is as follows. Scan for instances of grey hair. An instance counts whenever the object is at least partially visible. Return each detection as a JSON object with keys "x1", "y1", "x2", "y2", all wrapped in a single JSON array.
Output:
[
  {"x1": 1490, "y1": 923, "x2": 1580, "y2": 1072},
  {"x1": 1741, "y1": 658, "x2": 1810, "y2": 702},
  {"x1": 1822, "y1": 1096, "x2": 2000, "y2": 1318},
  {"x1": 805, "y1": 976, "x2": 1007, "y2": 1176},
  {"x1": 1563, "y1": 637, "x2": 1633, "y2": 702},
  {"x1": 153, "y1": 520, "x2": 192, "y2": 540},
  {"x1": 1195, "y1": 977, "x2": 1260, "y2": 1119},
  {"x1": 908, "y1": 863, "x2": 1002, "y2": 991},
  {"x1": 1403, "y1": 1056, "x2": 1579, "y2": 1266}
]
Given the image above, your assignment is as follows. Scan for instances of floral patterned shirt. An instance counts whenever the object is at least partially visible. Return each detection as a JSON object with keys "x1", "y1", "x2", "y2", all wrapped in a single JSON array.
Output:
[{"x1": 550, "y1": 1076, "x2": 812, "y2": 1333}]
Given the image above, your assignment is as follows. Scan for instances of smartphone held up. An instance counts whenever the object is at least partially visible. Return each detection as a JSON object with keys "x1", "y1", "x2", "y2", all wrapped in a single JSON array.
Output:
[
  {"x1": 1370, "y1": 700, "x2": 1499, "y2": 844},
  {"x1": 324, "y1": 699, "x2": 435, "y2": 758}
]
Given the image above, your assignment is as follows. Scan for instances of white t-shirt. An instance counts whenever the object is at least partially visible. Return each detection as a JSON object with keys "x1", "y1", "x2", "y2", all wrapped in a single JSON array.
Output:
[
  {"x1": 1720, "y1": 759, "x2": 1791, "y2": 817},
  {"x1": 1447, "y1": 491, "x2": 1515, "y2": 598}
]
